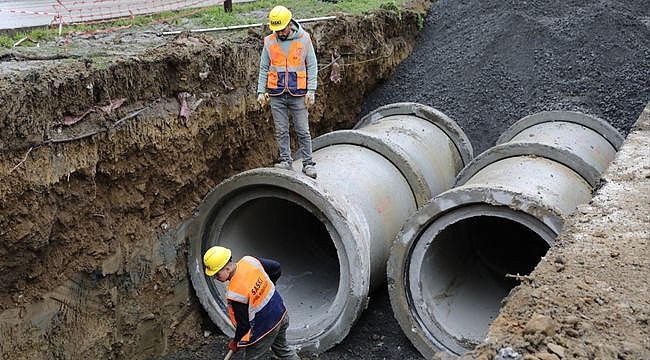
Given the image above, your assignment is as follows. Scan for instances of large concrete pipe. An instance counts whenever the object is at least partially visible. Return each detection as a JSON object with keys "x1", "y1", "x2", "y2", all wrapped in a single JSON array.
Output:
[
  {"x1": 186, "y1": 103, "x2": 473, "y2": 354},
  {"x1": 387, "y1": 111, "x2": 624, "y2": 357}
]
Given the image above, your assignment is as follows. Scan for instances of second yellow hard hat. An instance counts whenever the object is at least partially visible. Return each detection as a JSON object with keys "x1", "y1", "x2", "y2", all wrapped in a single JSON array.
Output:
[
  {"x1": 268, "y1": 5, "x2": 292, "y2": 31},
  {"x1": 203, "y1": 246, "x2": 232, "y2": 276}
]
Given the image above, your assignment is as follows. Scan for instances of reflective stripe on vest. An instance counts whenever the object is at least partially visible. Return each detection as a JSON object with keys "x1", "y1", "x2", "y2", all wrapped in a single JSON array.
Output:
[
  {"x1": 226, "y1": 256, "x2": 286, "y2": 345},
  {"x1": 266, "y1": 32, "x2": 310, "y2": 96}
]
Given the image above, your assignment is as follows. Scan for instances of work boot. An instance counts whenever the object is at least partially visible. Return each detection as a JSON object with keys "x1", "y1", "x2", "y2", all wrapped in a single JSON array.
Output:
[
  {"x1": 274, "y1": 161, "x2": 293, "y2": 171},
  {"x1": 302, "y1": 163, "x2": 317, "y2": 179}
]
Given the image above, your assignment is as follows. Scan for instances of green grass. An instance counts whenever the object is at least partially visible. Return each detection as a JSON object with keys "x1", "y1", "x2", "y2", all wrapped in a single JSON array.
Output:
[
  {"x1": 0, "y1": 28, "x2": 51, "y2": 48},
  {"x1": 196, "y1": 0, "x2": 412, "y2": 26},
  {"x1": 0, "y1": 0, "x2": 415, "y2": 49}
]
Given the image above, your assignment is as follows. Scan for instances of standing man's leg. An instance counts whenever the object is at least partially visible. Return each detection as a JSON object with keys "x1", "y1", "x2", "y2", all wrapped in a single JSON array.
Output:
[
  {"x1": 287, "y1": 95, "x2": 316, "y2": 178},
  {"x1": 270, "y1": 94, "x2": 293, "y2": 169}
]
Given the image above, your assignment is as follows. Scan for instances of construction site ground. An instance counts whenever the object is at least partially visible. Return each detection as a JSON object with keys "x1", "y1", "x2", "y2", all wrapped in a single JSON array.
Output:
[{"x1": 0, "y1": 0, "x2": 648, "y2": 360}]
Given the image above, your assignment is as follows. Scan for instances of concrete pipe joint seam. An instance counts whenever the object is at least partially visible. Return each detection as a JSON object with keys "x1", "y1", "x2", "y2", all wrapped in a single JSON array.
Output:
[
  {"x1": 186, "y1": 102, "x2": 473, "y2": 354},
  {"x1": 387, "y1": 111, "x2": 623, "y2": 357}
]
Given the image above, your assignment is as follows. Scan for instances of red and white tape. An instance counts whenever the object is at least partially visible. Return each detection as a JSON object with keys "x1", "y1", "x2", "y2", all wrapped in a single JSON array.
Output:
[
  {"x1": 0, "y1": 8, "x2": 54, "y2": 17},
  {"x1": 1, "y1": 0, "x2": 224, "y2": 24}
]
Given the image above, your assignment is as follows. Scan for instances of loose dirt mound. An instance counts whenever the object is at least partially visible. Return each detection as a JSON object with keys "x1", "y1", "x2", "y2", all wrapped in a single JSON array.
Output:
[{"x1": 363, "y1": 0, "x2": 650, "y2": 154}]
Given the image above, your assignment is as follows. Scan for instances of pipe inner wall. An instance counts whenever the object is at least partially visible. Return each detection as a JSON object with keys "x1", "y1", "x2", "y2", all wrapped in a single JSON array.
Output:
[
  {"x1": 211, "y1": 192, "x2": 340, "y2": 332},
  {"x1": 407, "y1": 205, "x2": 555, "y2": 354},
  {"x1": 189, "y1": 149, "x2": 415, "y2": 353}
]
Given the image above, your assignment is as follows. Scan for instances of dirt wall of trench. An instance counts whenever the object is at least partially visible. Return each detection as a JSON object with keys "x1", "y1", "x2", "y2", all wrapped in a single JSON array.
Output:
[{"x1": 0, "y1": 5, "x2": 430, "y2": 359}]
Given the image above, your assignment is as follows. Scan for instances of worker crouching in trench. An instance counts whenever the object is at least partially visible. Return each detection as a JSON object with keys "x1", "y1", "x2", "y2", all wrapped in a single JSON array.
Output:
[{"x1": 203, "y1": 246, "x2": 301, "y2": 360}]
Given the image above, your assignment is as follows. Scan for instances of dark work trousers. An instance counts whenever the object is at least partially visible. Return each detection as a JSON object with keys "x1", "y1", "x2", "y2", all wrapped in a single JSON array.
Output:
[{"x1": 243, "y1": 315, "x2": 300, "y2": 360}]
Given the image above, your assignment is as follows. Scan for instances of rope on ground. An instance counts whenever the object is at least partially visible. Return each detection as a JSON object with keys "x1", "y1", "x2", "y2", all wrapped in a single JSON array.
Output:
[{"x1": 318, "y1": 54, "x2": 341, "y2": 72}]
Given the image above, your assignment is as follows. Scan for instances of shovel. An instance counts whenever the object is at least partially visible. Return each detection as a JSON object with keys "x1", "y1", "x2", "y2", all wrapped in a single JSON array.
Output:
[{"x1": 223, "y1": 349, "x2": 234, "y2": 360}]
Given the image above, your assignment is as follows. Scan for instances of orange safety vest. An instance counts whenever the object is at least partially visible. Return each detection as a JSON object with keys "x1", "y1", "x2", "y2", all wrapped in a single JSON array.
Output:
[
  {"x1": 226, "y1": 256, "x2": 287, "y2": 346},
  {"x1": 265, "y1": 32, "x2": 311, "y2": 96}
]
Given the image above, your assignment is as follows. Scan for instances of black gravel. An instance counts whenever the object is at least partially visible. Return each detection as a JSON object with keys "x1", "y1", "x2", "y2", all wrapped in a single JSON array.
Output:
[
  {"x1": 362, "y1": 0, "x2": 650, "y2": 154},
  {"x1": 157, "y1": 1, "x2": 650, "y2": 359}
]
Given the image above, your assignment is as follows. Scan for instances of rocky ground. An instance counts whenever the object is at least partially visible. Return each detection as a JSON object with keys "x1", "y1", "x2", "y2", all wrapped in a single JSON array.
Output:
[
  {"x1": 362, "y1": 0, "x2": 649, "y2": 154},
  {"x1": 1, "y1": 0, "x2": 649, "y2": 359}
]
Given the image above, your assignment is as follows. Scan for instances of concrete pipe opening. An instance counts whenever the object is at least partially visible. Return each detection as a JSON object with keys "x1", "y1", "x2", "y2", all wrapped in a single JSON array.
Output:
[
  {"x1": 186, "y1": 102, "x2": 473, "y2": 354},
  {"x1": 187, "y1": 175, "x2": 359, "y2": 352},
  {"x1": 214, "y1": 194, "x2": 340, "y2": 326},
  {"x1": 187, "y1": 165, "x2": 403, "y2": 354},
  {"x1": 388, "y1": 111, "x2": 623, "y2": 358},
  {"x1": 402, "y1": 203, "x2": 555, "y2": 354}
]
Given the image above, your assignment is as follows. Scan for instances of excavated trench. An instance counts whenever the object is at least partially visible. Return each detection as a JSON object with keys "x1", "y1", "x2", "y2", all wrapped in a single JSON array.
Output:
[
  {"x1": 185, "y1": 106, "x2": 625, "y2": 358},
  {"x1": 0, "y1": 6, "x2": 430, "y2": 360},
  {"x1": 185, "y1": 103, "x2": 472, "y2": 354},
  {"x1": 2, "y1": 0, "x2": 650, "y2": 359}
]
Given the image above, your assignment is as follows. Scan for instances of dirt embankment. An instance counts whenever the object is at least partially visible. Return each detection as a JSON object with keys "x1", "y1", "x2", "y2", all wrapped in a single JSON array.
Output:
[{"x1": 0, "y1": 4, "x2": 431, "y2": 359}]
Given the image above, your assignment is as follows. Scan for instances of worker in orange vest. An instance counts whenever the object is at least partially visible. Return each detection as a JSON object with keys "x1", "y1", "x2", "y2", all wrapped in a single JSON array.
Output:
[
  {"x1": 257, "y1": 5, "x2": 318, "y2": 179},
  {"x1": 203, "y1": 246, "x2": 300, "y2": 359}
]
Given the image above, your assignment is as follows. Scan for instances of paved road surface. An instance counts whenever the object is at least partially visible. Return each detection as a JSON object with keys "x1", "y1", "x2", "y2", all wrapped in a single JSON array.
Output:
[{"x1": 0, "y1": 0, "x2": 250, "y2": 30}]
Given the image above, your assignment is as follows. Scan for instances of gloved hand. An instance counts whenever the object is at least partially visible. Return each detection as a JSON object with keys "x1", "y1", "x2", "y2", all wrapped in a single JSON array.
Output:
[
  {"x1": 304, "y1": 91, "x2": 315, "y2": 108},
  {"x1": 257, "y1": 92, "x2": 269, "y2": 108},
  {"x1": 228, "y1": 340, "x2": 239, "y2": 352}
]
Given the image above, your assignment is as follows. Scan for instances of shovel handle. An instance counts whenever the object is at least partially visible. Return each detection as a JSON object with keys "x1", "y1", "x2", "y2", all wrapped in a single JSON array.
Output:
[{"x1": 223, "y1": 349, "x2": 234, "y2": 360}]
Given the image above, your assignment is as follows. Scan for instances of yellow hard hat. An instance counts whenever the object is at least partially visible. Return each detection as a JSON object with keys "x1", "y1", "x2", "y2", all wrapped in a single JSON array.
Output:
[
  {"x1": 203, "y1": 246, "x2": 232, "y2": 276},
  {"x1": 268, "y1": 5, "x2": 292, "y2": 32}
]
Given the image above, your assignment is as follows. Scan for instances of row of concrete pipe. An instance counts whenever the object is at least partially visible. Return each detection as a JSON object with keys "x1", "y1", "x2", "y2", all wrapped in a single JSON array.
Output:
[{"x1": 185, "y1": 102, "x2": 622, "y2": 357}]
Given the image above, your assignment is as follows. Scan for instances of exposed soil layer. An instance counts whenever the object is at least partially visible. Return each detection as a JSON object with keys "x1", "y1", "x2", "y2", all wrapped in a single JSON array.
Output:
[
  {"x1": 0, "y1": 3, "x2": 430, "y2": 360},
  {"x1": 1, "y1": 0, "x2": 649, "y2": 360}
]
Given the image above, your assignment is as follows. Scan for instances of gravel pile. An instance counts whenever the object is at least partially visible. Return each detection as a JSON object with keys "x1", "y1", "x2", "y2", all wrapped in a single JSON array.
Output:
[{"x1": 363, "y1": 0, "x2": 650, "y2": 153}]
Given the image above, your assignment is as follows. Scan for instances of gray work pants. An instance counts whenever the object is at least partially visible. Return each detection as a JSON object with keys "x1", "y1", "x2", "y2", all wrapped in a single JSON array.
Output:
[
  {"x1": 243, "y1": 315, "x2": 300, "y2": 360},
  {"x1": 269, "y1": 93, "x2": 313, "y2": 165}
]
